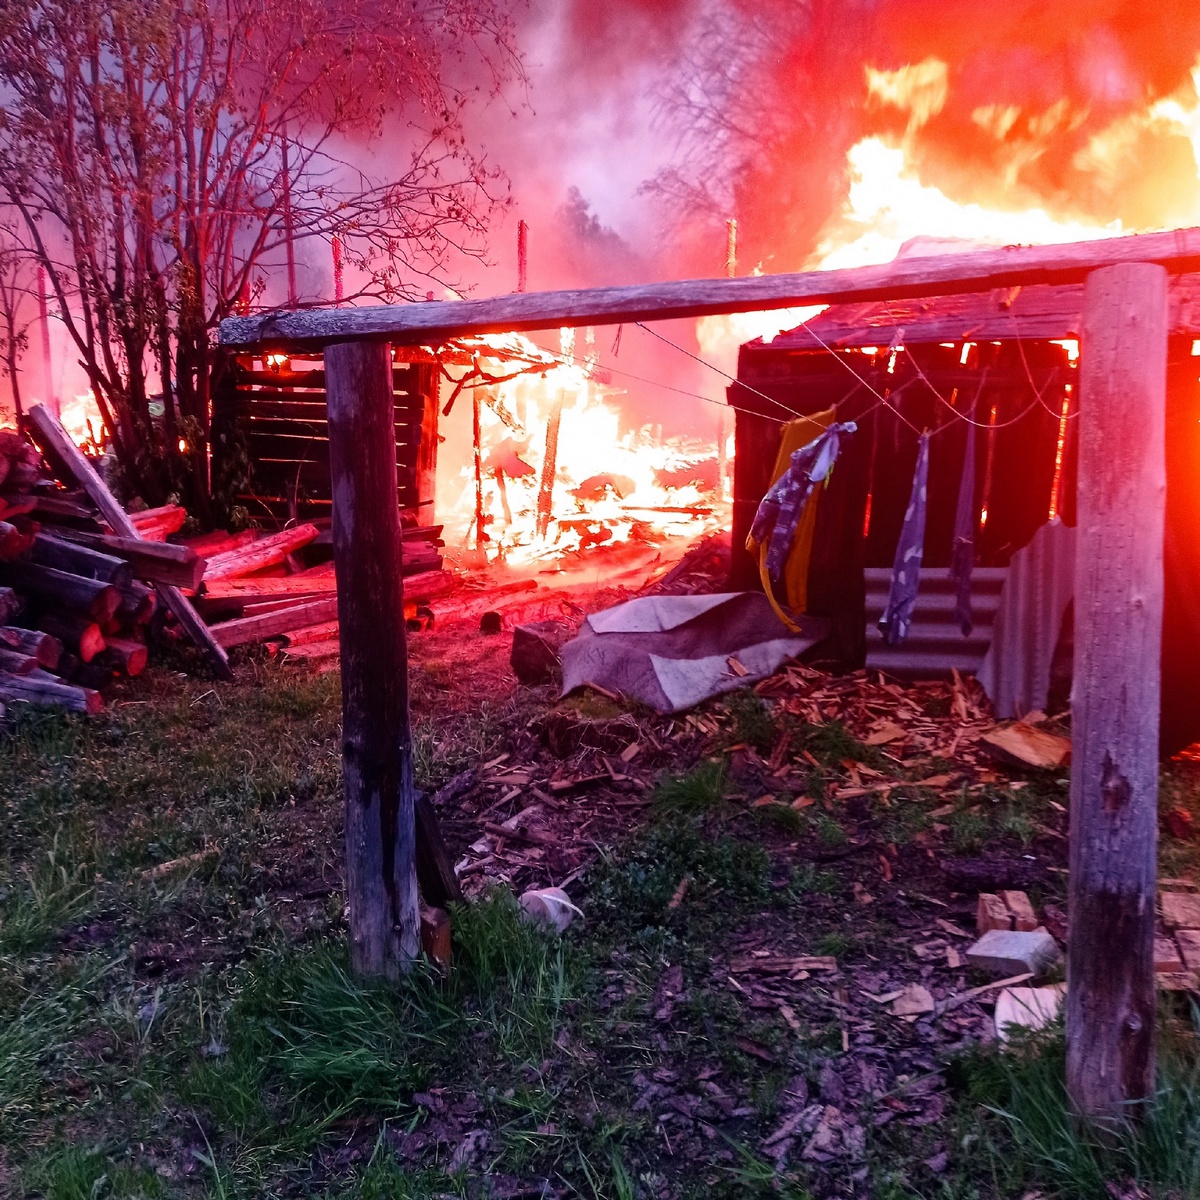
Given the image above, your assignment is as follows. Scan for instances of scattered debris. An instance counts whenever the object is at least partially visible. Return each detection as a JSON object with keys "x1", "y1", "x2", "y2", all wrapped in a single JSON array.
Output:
[
  {"x1": 994, "y1": 984, "x2": 1066, "y2": 1041},
  {"x1": 980, "y1": 721, "x2": 1071, "y2": 770},
  {"x1": 518, "y1": 887, "x2": 580, "y2": 933}
]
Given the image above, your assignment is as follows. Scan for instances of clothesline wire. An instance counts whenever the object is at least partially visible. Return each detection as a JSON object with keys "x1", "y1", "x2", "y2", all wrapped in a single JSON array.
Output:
[
  {"x1": 632, "y1": 321, "x2": 819, "y2": 424},
  {"x1": 880, "y1": 300, "x2": 1069, "y2": 431},
  {"x1": 533, "y1": 344, "x2": 802, "y2": 426},
  {"x1": 631, "y1": 308, "x2": 1078, "y2": 444},
  {"x1": 1005, "y1": 307, "x2": 1080, "y2": 422}
]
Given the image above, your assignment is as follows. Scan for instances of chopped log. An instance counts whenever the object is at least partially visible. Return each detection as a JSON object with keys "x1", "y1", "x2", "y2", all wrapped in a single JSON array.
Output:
[
  {"x1": 30, "y1": 533, "x2": 134, "y2": 587},
  {"x1": 0, "y1": 521, "x2": 28, "y2": 561},
  {"x1": 115, "y1": 580, "x2": 157, "y2": 626},
  {"x1": 26, "y1": 494, "x2": 101, "y2": 528},
  {"x1": 219, "y1": 225, "x2": 1200, "y2": 350},
  {"x1": 53, "y1": 530, "x2": 205, "y2": 589},
  {"x1": 26, "y1": 406, "x2": 231, "y2": 679},
  {"x1": 0, "y1": 587, "x2": 22, "y2": 625},
  {"x1": 38, "y1": 613, "x2": 106, "y2": 663},
  {"x1": 0, "y1": 671, "x2": 103, "y2": 714},
  {"x1": 202, "y1": 523, "x2": 319, "y2": 581},
  {"x1": 68, "y1": 660, "x2": 116, "y2": 690},
  {"x1": 0, "y1": 647, "x2": 39, "y2": 675},
  {"x1": 209, "y1": 596, "x2": 341, "y2": 649},
  {"x1": 0, "y1": 499, "x2": 37, "y2": 521},
  {"x1": 1066, "y1": 262, "x2": 1167, "y2": 1122},
  {"x1": 101, "y1": 636, "x2": 148, "y2": 677},
  {"x1": 325, "y1": 338, "x2": 420, "y2": 977},
  {"x1": 0, "y1": 627, "x2": 62, "y2": 669},
  {"x1": 0, "y1": 561, "x2": 119, "y2": 622}
]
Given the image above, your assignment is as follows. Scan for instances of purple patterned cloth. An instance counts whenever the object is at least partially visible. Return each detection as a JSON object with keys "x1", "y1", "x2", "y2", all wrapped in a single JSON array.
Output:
[
  {"x1": 878, "y1": 432, "x2": 930, "y2": 646},
  {"x1": 750, "y1": 421, "x2": 857, "y2": 578}
]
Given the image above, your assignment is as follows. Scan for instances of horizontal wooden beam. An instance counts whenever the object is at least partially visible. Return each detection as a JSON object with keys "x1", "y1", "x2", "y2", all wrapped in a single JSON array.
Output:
[{"x1": 219, "y1": 226, "x2": 1200, "y2": 350}]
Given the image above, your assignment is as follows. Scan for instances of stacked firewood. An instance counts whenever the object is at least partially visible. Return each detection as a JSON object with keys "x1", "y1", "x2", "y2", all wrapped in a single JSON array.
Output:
[
  {"x1": 195, "y1": 521, "x2": 451, "y2": 665},
  {"x1": 0, "y1": 404, "x2": 457, "y2": 710},
  {"x1": 0, "y1": 432, "x2": 208, "y2": 715}
]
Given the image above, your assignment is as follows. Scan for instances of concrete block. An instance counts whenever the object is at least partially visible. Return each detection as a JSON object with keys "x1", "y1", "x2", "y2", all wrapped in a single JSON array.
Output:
[
  {"x1": 965, "y1": 928, "x2": 1061, "y2": 978},
  {"x1": 1160, "y1": 892, "x2": 1200, "y2": 930},
  {"x1": 1176, "y1": 929, "x2": 1200, "y2": 973},
  {"x1": 1154, "y1": 935, "x2": 1185, "y2": 975}
]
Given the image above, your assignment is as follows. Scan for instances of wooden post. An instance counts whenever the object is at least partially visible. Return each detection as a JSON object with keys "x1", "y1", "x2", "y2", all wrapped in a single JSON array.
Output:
[
  {"x1": 1066, "y1": 262, "x2": 1167, "y2": 1121},
  {"x1": 324, "y1": 339, "x2": 420, "y2": 978}
]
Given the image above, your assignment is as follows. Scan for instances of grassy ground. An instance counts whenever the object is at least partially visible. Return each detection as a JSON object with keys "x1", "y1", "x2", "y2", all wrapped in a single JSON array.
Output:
[{"x1": 2, "y1": 661, "x2": 1200, "y2": 1199}]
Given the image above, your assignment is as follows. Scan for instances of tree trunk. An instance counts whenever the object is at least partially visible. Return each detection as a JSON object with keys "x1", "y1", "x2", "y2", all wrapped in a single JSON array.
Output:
[
  {"x1": 324, "y1": 339, "x2": 420, "y2": 978},
  {"x1": 1066, "y1": 261, "x2": 1167, "y2": 1122}
]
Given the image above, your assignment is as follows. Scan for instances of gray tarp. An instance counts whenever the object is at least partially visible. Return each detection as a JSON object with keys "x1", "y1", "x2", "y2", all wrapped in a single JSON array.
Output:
[{"x1": 560, "y1": 592, "x2": 828, "y2": 713}]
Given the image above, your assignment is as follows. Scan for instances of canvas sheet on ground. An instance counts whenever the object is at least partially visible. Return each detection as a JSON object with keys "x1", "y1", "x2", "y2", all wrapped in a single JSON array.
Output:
[{"x1": 560, "y1": 592, "x2": 828, "y2": 714}]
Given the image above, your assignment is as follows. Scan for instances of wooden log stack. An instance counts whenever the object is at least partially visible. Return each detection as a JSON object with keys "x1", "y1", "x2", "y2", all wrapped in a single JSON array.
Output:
[
  {"x1": 0, "y1": 420, "x2": 200, "y2": 714},
  {"x1": 0, "y1": 406, "x2": 453, "y2": 715}
]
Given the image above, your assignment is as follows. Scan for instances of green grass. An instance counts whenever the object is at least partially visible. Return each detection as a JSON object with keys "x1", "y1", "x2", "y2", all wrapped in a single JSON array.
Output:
[
  {"x1": 2, "y1": 662, "x2": 1196, "y2": 1200},
  {"x1": 945, "y1": 1012, "x2": 1200, "y2": 1199},
  {"x1": 650, "y1": 759, "x2": 729, "y2": 816}
]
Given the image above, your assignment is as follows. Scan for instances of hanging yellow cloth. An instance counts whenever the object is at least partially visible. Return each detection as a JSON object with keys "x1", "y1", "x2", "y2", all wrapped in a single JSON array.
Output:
[{"x1": 746, "y1": 407, "x2": 836, "y2": 631}]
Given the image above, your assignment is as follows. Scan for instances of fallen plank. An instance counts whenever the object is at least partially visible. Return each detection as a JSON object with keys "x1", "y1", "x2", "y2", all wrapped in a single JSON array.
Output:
[
  {"x1": 209, "y1": 596, "x2": 341, "y2": 649},
  {"x1": 280, "y1": 637, "x2": 341, "y2": 661},
  {"x1": 728, "y1": 955, "x2": 839, "y2": 974},
  {"x1": 26, "y1": 405, "x2": 231, "y2": 679},
  {"x1": 283, "y1": 619, "x2": 339, "y2": 647}
]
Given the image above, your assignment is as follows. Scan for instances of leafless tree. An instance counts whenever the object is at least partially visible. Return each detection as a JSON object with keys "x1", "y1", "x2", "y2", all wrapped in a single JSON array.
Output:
[
  {"x1": 0, "y1": 0, "x2": 522, "y2": 514},
  {"x1": 0, "y1": 214, "x2": 36, "y2": 431}
]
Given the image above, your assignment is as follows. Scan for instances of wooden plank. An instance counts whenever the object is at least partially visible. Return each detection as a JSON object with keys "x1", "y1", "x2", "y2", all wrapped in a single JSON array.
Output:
[
  {"x1": 325, "y1": 339, "x2": 420, "y2": 977},
  {"x1": 209, "y1": 596, "x2": 341, "y2": 648},
  {"x1": 25, "y1": 405, "x2": 232, "y2": 680},
  {"x1": 1065, "y1": 262, "x2": 1167, "y2": 1122},
  {"x1": 219, "y1": 226, "x2": 1200, "y2": 350}
]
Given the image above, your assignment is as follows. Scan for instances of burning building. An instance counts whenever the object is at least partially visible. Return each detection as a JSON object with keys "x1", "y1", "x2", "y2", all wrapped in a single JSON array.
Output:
[{"x1": 729, "y1": 270, "x2": 1200, "y2": 750}]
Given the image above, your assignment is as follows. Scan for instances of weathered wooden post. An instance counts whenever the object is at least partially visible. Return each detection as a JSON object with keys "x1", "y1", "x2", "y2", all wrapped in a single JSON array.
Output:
[
  {"x1": 325, "y1": 339, "x2": 421, "y2": 977},
  {"x1": 1066, "y1": 262, "x2": 1167, "y2": 1120}
]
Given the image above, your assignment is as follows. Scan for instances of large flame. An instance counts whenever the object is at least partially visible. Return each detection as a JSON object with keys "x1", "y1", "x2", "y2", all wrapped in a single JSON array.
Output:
[
  {"x1": 438, "y1": 328, "x2": 730, "y2": 567},
  {"x1": 699, "y1": 53, "x2": 1200, "y2": 371}
]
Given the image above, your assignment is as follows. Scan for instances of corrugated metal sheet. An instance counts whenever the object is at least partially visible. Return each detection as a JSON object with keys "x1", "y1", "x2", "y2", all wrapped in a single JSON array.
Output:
[{"x1": 864, "y1": 566, "x2": 1007, "y2": 678}]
